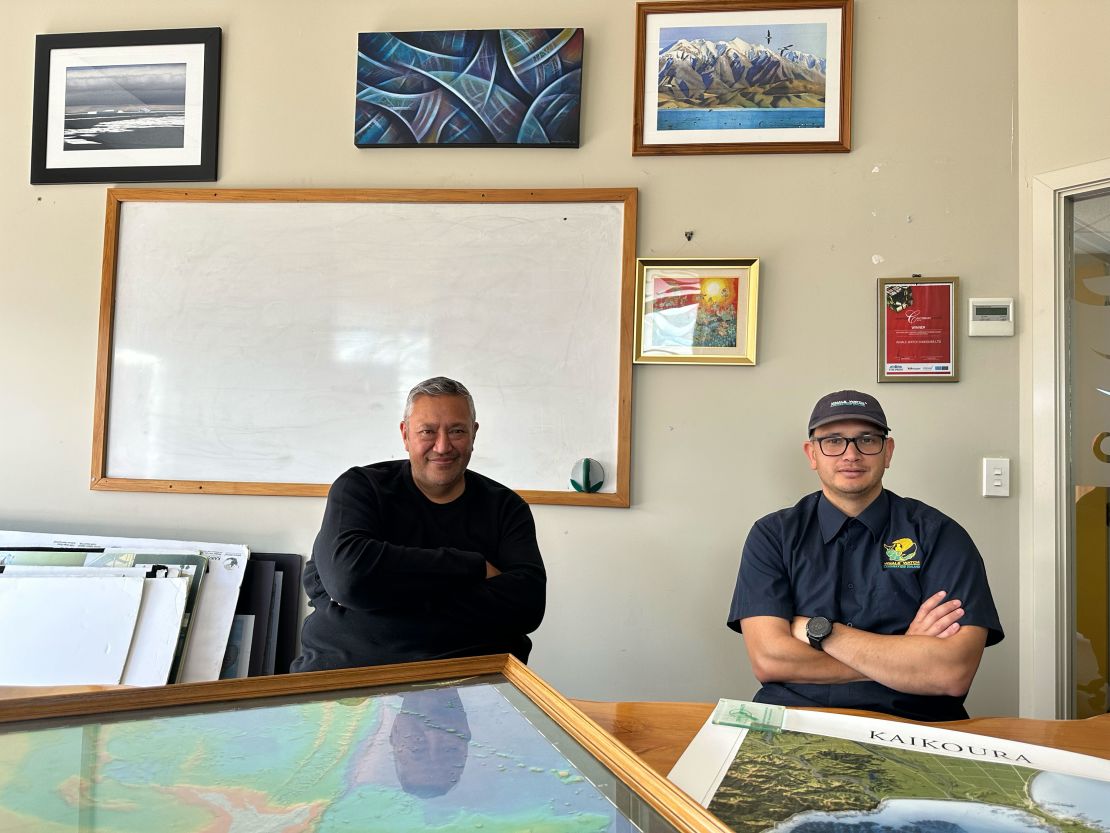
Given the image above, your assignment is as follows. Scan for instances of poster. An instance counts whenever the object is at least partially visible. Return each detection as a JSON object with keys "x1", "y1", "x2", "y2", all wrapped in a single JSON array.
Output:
[
  {"x1": 878, "y1": 278, "x2": 958, "y2": 381},
  {"x1": 670, "y1": 702, "x2": 1110, "y2": 833}
]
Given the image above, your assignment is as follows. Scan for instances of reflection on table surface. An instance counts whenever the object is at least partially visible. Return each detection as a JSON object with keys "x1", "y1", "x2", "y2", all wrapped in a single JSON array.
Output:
[
  {"x1": 389, "y1": 688, "x2": 471, "y2": 798},
  {"x1": 3, "y1": 686, "x2": 1107, "y2": 782}
]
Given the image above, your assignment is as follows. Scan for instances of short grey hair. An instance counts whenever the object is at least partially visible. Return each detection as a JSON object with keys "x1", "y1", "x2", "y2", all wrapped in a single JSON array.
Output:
[{"x1": 403, "y1": 376, "x2": 477, "y2": 423}]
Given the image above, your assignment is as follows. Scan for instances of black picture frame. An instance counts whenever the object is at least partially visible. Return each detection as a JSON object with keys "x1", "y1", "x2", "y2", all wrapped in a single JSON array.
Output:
[{"x1": 30, "y1": 27, "x2": 221, "y2": 184}]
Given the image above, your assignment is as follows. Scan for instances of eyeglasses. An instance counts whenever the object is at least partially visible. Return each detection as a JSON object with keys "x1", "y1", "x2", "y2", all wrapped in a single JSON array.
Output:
[{"x1": 812, "y1": 434, "x2": 887, "y2": 456}]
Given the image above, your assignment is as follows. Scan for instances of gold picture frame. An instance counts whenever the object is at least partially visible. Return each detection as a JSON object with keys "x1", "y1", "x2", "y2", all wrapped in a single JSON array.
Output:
[
  {"x1": 877, "y1": 276, "x2": 959, "y2": 382},
  {"x1": 633, "y1": 0, "x2": 853, "y2": 155},
  {"x1": 635, "y1": 257, "x2": 760, "y2": 364},
  {"x1": 0, "y1": 655, "x2": 731, "y2": 833}
]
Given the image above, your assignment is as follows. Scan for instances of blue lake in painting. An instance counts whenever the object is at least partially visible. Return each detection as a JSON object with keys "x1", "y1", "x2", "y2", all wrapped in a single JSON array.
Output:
[{"x1": 658, "y1": 107, "x2": 825, "y2": 131}]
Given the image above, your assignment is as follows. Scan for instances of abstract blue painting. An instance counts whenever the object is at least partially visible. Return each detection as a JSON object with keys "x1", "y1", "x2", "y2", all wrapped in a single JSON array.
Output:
[{"x1": 355, "y1": 29, "x2": 583, "y2": 147}]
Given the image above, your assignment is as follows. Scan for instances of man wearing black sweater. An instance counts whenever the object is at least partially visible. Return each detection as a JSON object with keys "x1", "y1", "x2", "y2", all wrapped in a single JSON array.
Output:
[{"x1": 292, "y1": 377, "x2": 546, "y2": 672}]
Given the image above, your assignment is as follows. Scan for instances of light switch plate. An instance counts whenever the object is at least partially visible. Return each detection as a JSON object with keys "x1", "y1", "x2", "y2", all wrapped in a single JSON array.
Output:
[{"x1": 982, "y1": 457, "x2": 1010, "y2": 497}]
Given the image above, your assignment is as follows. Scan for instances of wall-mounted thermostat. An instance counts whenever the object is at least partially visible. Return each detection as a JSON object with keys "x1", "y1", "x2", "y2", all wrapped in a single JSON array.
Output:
[{"x1": 968, "y1": 297, "x2": 1014, "y2": 336}]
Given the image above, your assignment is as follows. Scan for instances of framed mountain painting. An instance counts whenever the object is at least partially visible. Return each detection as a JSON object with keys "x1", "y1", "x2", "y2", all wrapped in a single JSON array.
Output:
[{"x1": 633, "y1": 1, "x2": 852, "y2": 154}]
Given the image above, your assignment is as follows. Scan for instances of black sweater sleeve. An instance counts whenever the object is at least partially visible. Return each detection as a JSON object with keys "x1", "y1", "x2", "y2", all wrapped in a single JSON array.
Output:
[
  {"x1": 442, "y1": 494, "x2": 546, "y2": 636},
  {"x1": 310, "y1": 468, "x2": 486, "y2": 611}
]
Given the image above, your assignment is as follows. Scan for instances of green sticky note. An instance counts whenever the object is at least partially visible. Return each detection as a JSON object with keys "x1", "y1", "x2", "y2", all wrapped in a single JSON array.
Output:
[{"x1": 711, "y1": 699, "x2": 785, "y2": 732}]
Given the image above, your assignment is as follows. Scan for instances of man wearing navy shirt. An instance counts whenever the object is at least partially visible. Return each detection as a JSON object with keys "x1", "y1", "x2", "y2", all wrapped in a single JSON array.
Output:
[{"x1": 727, "y1": 390, "x2": 1003, "y2": 721}]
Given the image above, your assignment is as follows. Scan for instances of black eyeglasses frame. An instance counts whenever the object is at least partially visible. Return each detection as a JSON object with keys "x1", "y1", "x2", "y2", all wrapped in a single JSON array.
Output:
[{"x1": 812, "y1": 434, "x2": 888, "y2": 457}]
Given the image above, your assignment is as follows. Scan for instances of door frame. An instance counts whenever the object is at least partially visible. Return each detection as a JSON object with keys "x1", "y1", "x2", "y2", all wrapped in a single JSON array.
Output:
[{"x1": 1024, "y1": 157, "x2": 1110, "y2": 717}]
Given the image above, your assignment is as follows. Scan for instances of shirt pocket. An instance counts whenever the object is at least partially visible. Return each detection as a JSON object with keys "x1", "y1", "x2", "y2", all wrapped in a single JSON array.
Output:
[{"x1": 865, "y1": 568, "x2": 924, "y2": 635}]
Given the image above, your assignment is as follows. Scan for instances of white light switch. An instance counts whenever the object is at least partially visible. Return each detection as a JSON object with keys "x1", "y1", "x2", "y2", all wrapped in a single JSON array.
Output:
[{"x1": 982, "y1": 457, "x2": 1010, "y2": 497}]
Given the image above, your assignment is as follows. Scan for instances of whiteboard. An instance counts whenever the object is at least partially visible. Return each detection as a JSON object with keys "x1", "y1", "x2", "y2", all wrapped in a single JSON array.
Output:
[{"x1": 93, "y1": 189, "x2": 635, "y2": 506}]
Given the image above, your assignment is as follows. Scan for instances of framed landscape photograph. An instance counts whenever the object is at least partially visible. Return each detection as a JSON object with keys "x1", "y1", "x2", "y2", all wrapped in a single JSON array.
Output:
[
  {"x1": 635, "y1": 258, "x2": 760, "y2": 364},
  {"x1": 30, "y1": 28, "x2": 221, "y2": 184},
  {"x1": 633, "y1": 0, "x2": 852, "y2": 155},
  {"x1": 0, "y1": 655, "x2": 730, "y2": 833},
  {"x1": 355, "y1": 29, "x2": 583, "y2": 147},
  {"x1": 877, "y1": 276, "x2": 959, "y2": 382}
]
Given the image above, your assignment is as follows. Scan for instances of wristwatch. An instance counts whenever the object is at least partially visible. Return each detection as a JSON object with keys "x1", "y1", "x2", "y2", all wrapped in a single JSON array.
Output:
[{"x1": 806, "y1": 616, "x2": 833, "y2": 651}]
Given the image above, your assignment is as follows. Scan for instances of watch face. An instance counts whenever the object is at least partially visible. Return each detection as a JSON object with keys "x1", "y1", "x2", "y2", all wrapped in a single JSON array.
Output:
[{"x1": 807, "y1": 616, "x2": 832, "y2": 639}]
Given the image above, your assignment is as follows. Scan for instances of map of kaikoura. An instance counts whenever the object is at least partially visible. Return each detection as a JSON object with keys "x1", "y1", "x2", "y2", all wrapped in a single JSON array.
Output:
[{"x1": 672, "y1": 704, "x2": 1110, "y2": 833}]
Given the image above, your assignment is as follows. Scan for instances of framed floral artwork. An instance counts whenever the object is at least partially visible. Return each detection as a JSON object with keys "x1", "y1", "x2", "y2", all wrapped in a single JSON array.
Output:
[{"x1": 635, "y1": 258, "x2": 760, "y2": 364}]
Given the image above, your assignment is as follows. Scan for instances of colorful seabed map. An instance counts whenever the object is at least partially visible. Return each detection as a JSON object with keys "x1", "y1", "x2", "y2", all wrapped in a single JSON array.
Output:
[
  {"x1": 672, "y1": 705, "x2": 1110, "y2": 833},
  {"x1": 0, "y1": 680, "x2": 643, "y2": 833}
]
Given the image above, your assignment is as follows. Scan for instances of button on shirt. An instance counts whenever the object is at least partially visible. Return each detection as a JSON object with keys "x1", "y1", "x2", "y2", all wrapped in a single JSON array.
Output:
[{"x1": 727, "y1": 490, "x2": 1004, "y2": 722}]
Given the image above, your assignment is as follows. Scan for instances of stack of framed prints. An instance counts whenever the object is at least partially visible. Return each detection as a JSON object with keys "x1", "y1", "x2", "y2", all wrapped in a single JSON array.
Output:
[
  {"x1": 0, "y1": 549, "x2": 205, "y2": 688},
  {"x1": 0, "y1": 529, "x2": 249, "y2": 684},
  {"x1": 0, "y1": 656, "x2": 731, "y2": 833}
]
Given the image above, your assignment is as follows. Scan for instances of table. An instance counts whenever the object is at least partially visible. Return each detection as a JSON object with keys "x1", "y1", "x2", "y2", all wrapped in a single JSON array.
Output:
[{"x1": 572, "y1": 700, "x2": 1110, "y2": 775}]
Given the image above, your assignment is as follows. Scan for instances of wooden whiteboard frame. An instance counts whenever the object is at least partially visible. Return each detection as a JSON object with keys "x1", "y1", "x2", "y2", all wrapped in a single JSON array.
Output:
[{"x1": 91, "y1": 188, "x2": 636, "y2": 506}]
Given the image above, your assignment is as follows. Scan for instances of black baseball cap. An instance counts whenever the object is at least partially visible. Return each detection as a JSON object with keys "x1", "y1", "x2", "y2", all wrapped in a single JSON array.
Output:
[{"x1": 808, "y1": 390, "x2": 890, "y2": 434}]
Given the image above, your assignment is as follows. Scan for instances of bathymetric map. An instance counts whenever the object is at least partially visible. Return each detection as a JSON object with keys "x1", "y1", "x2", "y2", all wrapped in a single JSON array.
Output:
[{"x1": 0, "y1": 681, "x2": 633, "y2": 833}]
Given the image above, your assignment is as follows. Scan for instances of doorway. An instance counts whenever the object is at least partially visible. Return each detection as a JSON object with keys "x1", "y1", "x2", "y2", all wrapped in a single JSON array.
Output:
[
  {"x1": 1067, "y1": 193, "x2": 1110, "y2": 717},
  {"x1": 1026, "y1": 162, "x2": 1110, "y2": 718}
]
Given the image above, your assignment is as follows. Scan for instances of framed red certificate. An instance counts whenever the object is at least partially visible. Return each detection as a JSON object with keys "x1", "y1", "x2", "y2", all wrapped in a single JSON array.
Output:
[{"x1": 877, "y1": 277, "x2": 959, "y2": 382}]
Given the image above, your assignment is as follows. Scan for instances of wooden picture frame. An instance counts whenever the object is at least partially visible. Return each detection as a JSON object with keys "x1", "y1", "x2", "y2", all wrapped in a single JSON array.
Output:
[
  {"x1": 634, "y1": 258, "x2": 760, "y2": 364},
  {"x1": 633, "y1": 0, "x2": 852, "y2": 155},
  {"x1": 0, "y1": 655, "x2": 731, "y2": 833},
  {"x1": 30, "y1": 28, "x2": 221, "y2": 184},
  {"x1": 92, "y1": 188, "x2": 636, "y2": 506},
  {"x1": 877, "y1": 277, "x2": 960, "y2": 382}
]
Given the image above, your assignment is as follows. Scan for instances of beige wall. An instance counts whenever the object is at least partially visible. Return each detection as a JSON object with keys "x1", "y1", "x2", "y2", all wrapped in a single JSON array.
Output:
[
  {"x1": 1018, "y1": 0, "x2": 1110, "y2": 177},
  {"x1": 1, "y1": 0, "x2": 1020, "y2": 715}
]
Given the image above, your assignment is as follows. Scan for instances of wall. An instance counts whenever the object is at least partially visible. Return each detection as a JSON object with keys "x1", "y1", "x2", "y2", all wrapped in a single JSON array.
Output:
[{"x1": 0, "y1": 0, "x2": 1020, "y2": 715}]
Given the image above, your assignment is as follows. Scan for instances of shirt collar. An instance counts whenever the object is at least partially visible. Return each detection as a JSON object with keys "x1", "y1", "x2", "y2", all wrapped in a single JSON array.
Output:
[{"x1": 817, "y1": 490, "x2": 889, "y2": 543}]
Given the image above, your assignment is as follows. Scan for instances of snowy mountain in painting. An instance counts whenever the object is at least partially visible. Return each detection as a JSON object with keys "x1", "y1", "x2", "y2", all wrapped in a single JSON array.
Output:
[{"x1": 658, "y1": 37, "x2": 827, "y2": 109}]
